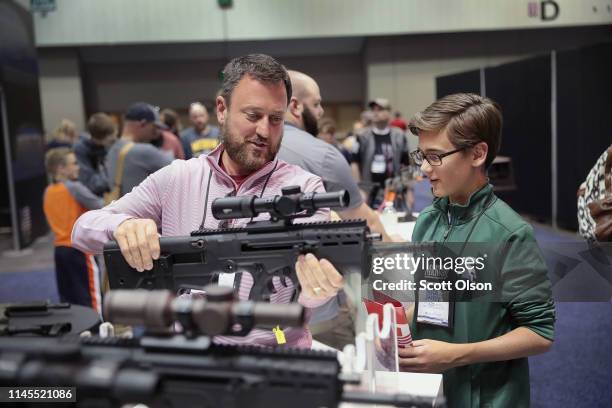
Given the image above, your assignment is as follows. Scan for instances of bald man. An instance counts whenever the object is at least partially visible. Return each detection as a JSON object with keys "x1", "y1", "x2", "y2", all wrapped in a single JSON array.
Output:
[
  {"x1": 278, "y1": 70, "x2": 391, "y2": 348},
  {"x1": 180, "y1": 102, "x2": 220, "y2": 159},
  {"x1": 284, "y1": 70, "x2": 324, "y2": 136},
  {"x1": 279, "y1": 70, "x2": 391, "y2": 241}
]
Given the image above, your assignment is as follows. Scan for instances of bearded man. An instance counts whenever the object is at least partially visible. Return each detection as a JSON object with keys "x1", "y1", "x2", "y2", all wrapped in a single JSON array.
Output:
[{"x1": 72, "y1": 54, "x2": 344, "y2": 348}]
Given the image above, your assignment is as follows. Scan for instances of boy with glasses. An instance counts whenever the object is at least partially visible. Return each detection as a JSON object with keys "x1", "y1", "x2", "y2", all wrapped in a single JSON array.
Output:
[{"x1": 401, "y1": 93, "x2": 555, "y2": 407}]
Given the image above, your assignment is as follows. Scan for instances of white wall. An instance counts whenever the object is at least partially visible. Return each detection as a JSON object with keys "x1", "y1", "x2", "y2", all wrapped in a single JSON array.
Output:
[
  {"x1": 33, "y1": 0, "x2": 612, "y2": 46},
  {"x1": 38, "y1": 48, "x2": 85, "y2": 134},
  {"x1": 34, "y1": 0, "x2": 225, "y2": 46},
  {"x1": 365, "y1": 26, "x2": 612, "y2": 119}
]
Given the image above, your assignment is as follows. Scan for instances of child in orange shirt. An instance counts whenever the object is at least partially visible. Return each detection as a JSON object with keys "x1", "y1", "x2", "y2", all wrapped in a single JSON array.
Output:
[{"x1": 43, "y1": 148, "x2": 104, "y2": 313}]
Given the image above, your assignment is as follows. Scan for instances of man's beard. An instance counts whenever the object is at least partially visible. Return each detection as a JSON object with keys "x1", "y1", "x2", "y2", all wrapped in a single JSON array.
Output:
[
  {"x1": 222, "y1": 115, "x2": 282, "y2": 173},
  {"x1": 374, "y1": 119, "x2": 390, "y2": 129},
  {"x1": 302, "y1": 105, "x2": 319, "y2": 136}
]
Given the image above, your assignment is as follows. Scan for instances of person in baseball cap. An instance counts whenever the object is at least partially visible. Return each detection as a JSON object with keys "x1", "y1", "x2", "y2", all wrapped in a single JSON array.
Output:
[
  {"x1": 368, "y1": 97, "x2": 391, "y2": 111},
  {"x1": 351, "y1": 96, "x2": 415, "y2": 208},
  {"x1": 125, "y1": 102, "x2": 168, "y2": 130},
  {"x1": 103, "y1": 102, "x2": 174, "y2": 199}
]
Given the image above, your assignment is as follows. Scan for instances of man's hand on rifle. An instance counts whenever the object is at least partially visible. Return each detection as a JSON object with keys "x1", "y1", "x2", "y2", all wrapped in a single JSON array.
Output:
[
  {"x1": 295, "y1": 253, "x2": 344, "y2": 300},
  {"x1": 113, "y1": 218, "x2": 160, "y2": 272}
]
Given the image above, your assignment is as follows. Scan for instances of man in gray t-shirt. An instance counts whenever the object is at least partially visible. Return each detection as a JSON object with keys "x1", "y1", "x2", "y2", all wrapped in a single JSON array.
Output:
[
  {"x1": 278, "y1": 71, "x2": 390, "y2": 241},
  {"x1": 107, "y1": 103, "x2": 173, "y2": 197},
  {"x1": 280, "y1": 123, "x2": 362, "y2": 210}
]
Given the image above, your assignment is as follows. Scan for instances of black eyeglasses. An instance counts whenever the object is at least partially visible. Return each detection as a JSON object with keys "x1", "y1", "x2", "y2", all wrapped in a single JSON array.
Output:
[{"x1": 410, "y1": 147, "x2": 466, "y2": 167}]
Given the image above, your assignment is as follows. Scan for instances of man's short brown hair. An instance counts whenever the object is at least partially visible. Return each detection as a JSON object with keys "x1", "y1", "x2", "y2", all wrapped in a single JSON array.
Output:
[
  {"x1": 410, "y1": 93, "x2": 502, "y2": 168},
  {"x1": 87, "y1": 113, "x2": 116, "y2": 141},
  {"x1": 221, "y1": 54, "x2": 292, "y2": 107}
]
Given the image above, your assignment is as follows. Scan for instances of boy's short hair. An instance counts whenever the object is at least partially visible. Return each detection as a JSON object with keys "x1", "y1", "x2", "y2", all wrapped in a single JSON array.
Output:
[
  {"x1": 410, "y1": 93, "x2": 502, "y2": 168},
  {"x1": 87, "y1": 113, "x2": 116, "y2": 141},
  {"x1": 45, "y1": 147, "x2": 72, "y2": 177}
]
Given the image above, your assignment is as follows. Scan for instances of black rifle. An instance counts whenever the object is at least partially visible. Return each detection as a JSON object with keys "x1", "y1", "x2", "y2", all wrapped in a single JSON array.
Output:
[
  {"x1": 0, "y1": 288, "x2": 442, "y2": 408},
  {"x1": 104, "y1": 187, "x2": 385, "y2": 301}
]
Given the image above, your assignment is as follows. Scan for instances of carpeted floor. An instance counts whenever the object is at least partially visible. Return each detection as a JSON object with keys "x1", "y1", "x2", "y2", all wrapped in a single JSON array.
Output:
[
  {"x1": 0, "y1": 268, "x2": 59, "y2": 303},
  {"x1": 530, "y1": 302, "x2": 612, "y2": 407}
]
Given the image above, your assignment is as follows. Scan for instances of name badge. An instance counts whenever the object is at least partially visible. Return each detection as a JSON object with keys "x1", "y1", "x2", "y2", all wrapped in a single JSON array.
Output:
[
  {"x1": 417, "y1": 297, "x2": 450, "y2": 327},
  {"x1": 371, "y1": 154, "x2": 386, "y2": 174},
  {"x1": 415, "y1": 276, "x2": 455, "y2": 329}
]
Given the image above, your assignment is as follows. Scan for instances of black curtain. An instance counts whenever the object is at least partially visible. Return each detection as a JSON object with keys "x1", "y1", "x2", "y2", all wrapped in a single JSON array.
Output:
[
  {"x1": 485, "y1": 55, "x2": 552, "y2": 222},
  {"x1": 436, "y1": 70, "x2": 481, "y2": 99},
  {"x1": 556, "y1": 42, "x2": 612, "y2": 230},
  {"x1": 0, "y1": 1, "x2": 48, "y2": 248}
]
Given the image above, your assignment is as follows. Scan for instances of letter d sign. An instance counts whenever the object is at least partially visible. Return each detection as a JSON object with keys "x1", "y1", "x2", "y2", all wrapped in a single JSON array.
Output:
[{"x1": 541, "y1": 0, "x2": 560, "y2": 21}]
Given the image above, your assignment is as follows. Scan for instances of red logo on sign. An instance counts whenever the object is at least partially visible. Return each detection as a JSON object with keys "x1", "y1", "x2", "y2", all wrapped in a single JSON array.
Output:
[{"x1": 528, "y1": 2, "x2": 539, "y2": 17}]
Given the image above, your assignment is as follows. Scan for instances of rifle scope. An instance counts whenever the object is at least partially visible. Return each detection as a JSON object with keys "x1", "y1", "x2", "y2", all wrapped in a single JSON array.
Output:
[
  {"x1": 212, "y1": 185, "x2": 349, "y2": 220},
  {"x1": 104, "y1": 285, "x2": 304, "y2": 336}
]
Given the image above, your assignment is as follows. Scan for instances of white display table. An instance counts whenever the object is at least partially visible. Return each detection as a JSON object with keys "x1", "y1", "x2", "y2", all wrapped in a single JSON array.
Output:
[
  {"x1": 379, "y1": 213, "x2": 417, "y2": 242},
  {"x1": 312, "y1": 340, "x2": 444, "y2": 407}
]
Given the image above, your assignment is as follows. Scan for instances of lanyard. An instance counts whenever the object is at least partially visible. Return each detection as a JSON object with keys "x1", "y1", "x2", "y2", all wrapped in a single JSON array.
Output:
[
  {"x1": 453, "y1": 190, "x2": 496, "y2": 256},
  {"x1": 198, "y1": 161, "x2": 278, "y2": 230}
]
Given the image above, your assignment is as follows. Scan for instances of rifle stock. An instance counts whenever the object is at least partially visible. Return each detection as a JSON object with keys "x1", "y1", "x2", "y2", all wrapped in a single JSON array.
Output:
[{"x1": 104, "y1": 219, "x2": 375, "y2": 301}]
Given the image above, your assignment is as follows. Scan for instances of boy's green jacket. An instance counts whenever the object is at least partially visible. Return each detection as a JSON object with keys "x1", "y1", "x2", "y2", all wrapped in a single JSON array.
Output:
[{"x1": 411, "y1": 183, "x2": 555, "y2": 408}]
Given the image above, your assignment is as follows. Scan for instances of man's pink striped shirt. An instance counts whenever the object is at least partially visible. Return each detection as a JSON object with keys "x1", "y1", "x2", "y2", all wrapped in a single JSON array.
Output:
[{"x1": 72, "y1": 145, "x2": 331, "y2": 347}]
